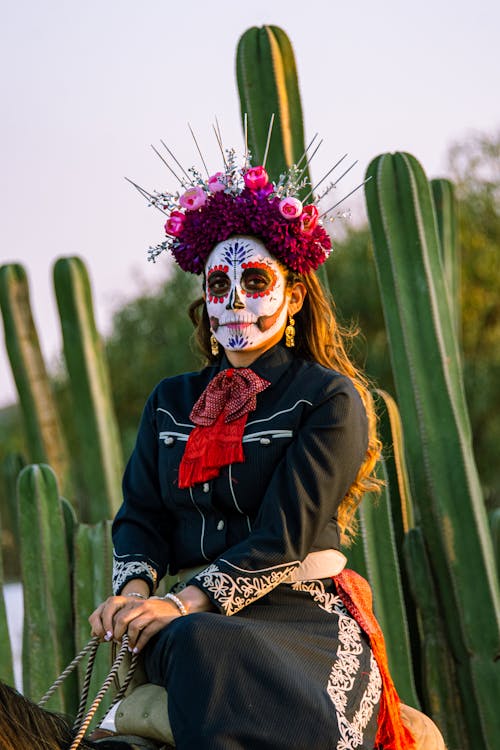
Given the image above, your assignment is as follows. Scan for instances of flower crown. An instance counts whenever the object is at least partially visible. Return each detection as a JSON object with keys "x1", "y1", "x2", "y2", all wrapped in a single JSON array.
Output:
[{"x1": 133, "y1": 124, "x2": 366, "y2": 276}]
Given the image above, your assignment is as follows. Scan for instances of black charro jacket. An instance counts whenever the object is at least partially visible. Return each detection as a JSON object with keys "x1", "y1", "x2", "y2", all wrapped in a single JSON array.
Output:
[{"x1": 112, "y1": 344, "x2": 368, "y2": 615}]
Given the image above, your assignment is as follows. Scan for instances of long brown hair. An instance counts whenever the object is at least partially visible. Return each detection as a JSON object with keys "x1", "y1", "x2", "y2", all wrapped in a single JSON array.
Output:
[{"x1": 189, "y1": 269, "x2": 382, "y2": 544}]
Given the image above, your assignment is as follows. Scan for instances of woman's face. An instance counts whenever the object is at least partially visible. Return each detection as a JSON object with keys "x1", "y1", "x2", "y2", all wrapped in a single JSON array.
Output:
[{"x1": 205, "y1": 236, "x2": 289, "y2": 353}]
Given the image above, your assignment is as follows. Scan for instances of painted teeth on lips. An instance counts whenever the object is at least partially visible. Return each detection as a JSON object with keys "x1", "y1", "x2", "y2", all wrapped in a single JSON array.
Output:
[
  {"x1": 217, "y1": 315, "x2": 257, "y2": 327},
  {"x1": 225, "y1": 322, "x2": 253, "y2": 329}
]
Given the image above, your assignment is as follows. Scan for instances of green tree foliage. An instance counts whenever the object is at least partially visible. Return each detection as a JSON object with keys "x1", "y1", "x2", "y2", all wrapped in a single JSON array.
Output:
[
  {"x1": 104, "y1": 267, "x2": 203, "y2": 459},
  {"x1": 324, "y1": 224, "x2": 393, "y2": 395}
]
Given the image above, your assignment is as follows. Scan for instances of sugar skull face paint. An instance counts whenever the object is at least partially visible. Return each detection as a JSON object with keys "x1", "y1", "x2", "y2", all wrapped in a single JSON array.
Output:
[{"x1": 205, "y1": 236, "x2": 289, "y2": 351}]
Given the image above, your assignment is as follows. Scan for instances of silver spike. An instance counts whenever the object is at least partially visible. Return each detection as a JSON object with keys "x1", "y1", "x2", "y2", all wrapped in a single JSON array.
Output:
[
  {"x1": 262, "y1": 114, "x2": 275, "y2": 169},
  {"x1": 212, "y1": 121, "x2": 228, "y2": 167},
  {"x1": 295, "y1": 133, "x2": 319, "y2": 169},
  {"x1": 188, "y1": 122, "x2": 210, "y2": 177},
  {"x1": 297, "y1": 138, "x2": 323, "y2": 181},
  {"x1": 244, "y1": 113, "x2": 249, "y2": 168},
  {"x1": 124, "y1": 177, "x2": 169, "y2": 216},
  {"x1": 159, "y1": 140, "x2": 191, "y2": 182},
  {"x1": 301, "y1": 154, "x2": 348, "y2": 203},
  {"x1": 124, "y1": 177, "x2": 154, "y2": 200},
  {"x1": 150, "y1": 145, "x2": 183, "y2": 185},
  {"x1": 332, "y1": 159, "x2": 358, "y2": 187},
  {"x1": 319, "y1": 176, "x2": 372, "y2": 219}
]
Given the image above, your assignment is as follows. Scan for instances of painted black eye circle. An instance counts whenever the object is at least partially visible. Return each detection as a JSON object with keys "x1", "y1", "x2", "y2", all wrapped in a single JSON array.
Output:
[
  {"x1": 207, "y1": 272, "x2": 231, "y2": 297},
  {"x1": 241, "y1": 268, "x2": 273, "y2": 293}
]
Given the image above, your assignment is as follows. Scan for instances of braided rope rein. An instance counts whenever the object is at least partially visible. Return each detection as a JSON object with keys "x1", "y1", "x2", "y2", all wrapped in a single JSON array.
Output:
[
  {"x1": 38, "y1": 635, "x2": 138, "y2": 750},
  {"x1": 72, "y1": 638, "x2": 101, "y2": 733}
]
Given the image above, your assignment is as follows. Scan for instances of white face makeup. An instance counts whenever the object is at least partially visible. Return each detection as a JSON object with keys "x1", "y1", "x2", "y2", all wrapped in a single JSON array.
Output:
[{"x1": 205, "y1": 236, "x2": 289, "y2": 352}]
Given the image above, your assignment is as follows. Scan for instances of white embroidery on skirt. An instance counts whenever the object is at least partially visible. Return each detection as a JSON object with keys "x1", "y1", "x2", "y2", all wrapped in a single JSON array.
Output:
[
  {"x1": 112, "y1": 558, "x2": 158, "y2": 594},
  {"x1": 195, "y1": 561, "x2": 298, "y2": 615},
  {"x1": 351, "y1": 652, "x2": 382, "y2": 741},
  {"x1": 292, "y1": 580, "x2": 381, "y2": 749}
]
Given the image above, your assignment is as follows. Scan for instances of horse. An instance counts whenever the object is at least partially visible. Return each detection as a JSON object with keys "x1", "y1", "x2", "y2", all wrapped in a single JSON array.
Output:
[{"x1": 0, "y1": 681, "x2": 152, "y2": 750}]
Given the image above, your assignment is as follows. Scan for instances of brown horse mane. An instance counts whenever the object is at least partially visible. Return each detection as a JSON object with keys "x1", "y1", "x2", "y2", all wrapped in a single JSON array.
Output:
[{"x1": 0, "y1": 680, "x2": 95, "y2": 750}]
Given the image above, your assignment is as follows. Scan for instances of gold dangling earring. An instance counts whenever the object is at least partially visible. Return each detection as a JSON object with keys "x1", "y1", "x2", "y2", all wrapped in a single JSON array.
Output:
[
  {"x1": 210, "y1": 334, "x2": 219, "y2": 356},
  {"x1": 285, "y1": 316, "x2": 295, "y2": 348}
]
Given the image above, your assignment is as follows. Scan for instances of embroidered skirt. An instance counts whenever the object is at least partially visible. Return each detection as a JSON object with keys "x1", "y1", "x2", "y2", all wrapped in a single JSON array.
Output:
[{"x1": 144, "y1": 578, "x2": 382, "y2": 750}]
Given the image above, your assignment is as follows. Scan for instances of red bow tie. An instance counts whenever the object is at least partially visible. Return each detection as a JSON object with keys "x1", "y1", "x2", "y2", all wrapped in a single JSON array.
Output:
[{"x1": 178, "y1": 367, "x2": 270, "y2": 489}]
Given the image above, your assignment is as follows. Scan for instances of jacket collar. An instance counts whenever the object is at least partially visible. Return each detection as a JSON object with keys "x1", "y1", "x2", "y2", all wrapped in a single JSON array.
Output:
[{"x1": 219, "y1": 344, "x2": 294, "y2": 388}]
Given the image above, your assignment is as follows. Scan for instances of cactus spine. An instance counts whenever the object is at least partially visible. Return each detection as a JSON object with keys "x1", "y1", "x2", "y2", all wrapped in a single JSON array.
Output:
[
  {"x1": 0, "y1": 265, "x2": 72, "y2": 496},
  {"x1": 53, "y1": 257, "x2": 123, "y2": 523},
  {"x1": 365, "y1": 152, "x2": 500, "y2": 748}
]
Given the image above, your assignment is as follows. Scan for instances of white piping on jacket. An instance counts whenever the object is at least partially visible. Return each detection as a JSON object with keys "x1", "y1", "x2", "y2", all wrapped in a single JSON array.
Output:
[
  {"x1": 246, "y1": 399, "x2": 312, "y2": 426},
  {"x1": 156, "y1": 408, "x2": 193, "y2": 428},
  {"x1": 189, "y1": 487, "x2": 210, "y2": 561}
]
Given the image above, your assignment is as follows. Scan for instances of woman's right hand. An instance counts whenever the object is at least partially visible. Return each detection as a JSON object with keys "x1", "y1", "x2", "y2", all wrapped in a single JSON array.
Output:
[
  {"x1": 89, "y1": 594, "x2": 142, "y2": 642},
  {"x1": 88, "y1": 593, "x2": 182, "y2": 653},
  {"x1": 89, "y1": 578, "x2": 154, "y2": 645}
]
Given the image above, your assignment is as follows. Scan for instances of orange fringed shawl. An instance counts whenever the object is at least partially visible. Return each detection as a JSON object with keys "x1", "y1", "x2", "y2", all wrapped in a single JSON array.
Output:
[{"x1": 333, "y1": 569, "x2": 416, "y2": 750}]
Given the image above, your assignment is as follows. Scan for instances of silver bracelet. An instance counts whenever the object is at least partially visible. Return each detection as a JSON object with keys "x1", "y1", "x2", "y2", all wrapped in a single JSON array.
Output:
[
  {"x1": 125, "y1": 591, "x2": 148, "y2": 600},
  {"x1": 164, "y1": 592, "x2": 188, "y2": 616}
]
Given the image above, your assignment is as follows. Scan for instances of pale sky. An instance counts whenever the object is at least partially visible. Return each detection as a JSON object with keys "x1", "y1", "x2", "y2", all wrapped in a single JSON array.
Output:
[{"x1": 1, "y1": 0, "x2": 499, "y2": 407}]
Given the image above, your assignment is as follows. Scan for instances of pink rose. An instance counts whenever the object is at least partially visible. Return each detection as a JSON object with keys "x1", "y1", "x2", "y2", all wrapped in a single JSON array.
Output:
[
  {"x1": 179, "y1": 186, "x2": 207, "y2": 211},
  {"x1": 164, "y1": 210, "x2": 185, "y2": 237},
  {"x1": 208, "y1": 172, "x2": 226, "y2": 193},
  {"x1": 279, "y1": 196, "x2": 303, "y2": 220},
  {"x1": 243, "y1": 166, "x2": 269, "y2": 191},
  {"x1": 300, "y1": 204, "x2": 319, "y2": 234}
]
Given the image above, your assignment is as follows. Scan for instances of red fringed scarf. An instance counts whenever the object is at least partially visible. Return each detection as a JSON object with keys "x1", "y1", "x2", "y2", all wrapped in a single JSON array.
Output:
[
  {"x1": 178, "y1": 367, "x2": 270, "y2": 489},
  {"x1": 333, "y1": 569, "x2": 416, "y2": 750}
]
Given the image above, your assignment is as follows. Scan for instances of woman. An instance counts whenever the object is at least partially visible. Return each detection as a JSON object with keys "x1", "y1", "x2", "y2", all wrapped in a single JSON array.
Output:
[{"x1": 90, "y1": 155, "x2": 414, "y2": 750}]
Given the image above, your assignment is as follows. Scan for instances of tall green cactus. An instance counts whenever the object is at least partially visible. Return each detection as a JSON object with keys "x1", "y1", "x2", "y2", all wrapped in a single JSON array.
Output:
[
  {"x1": 2, "y1": 453, "x2": 24, "y2": 579},
  {"x1": 404, "y1": 528, "x2": 468, "y2": 750},
  {"x1": 365, "y1": 152, "x2": 500, "y2": 748},
  {"x1": 18, "y1": 464, "x2": 77, "y2": 713},
  {"x1": 358, "y1": 459, "x2": 420, "y2": 708},
  {"x1": 53, "y1": 257, "x2": 123, "y2": 523},
  {"x1": 236, "y1": 26, "x2": 310, "y2": 191},
  {"x1": 0, "y1": 507, "x2": 14, "y2": 685},
  {"x1": 373, "y1": 389, "x2": 421, "y2": 696},
  {"x1": 0, "y1": 265, "x2": 72, "y2": 497},
  {"x1": 73, "y1": 520, "x2": 114, "y2": 724}
]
